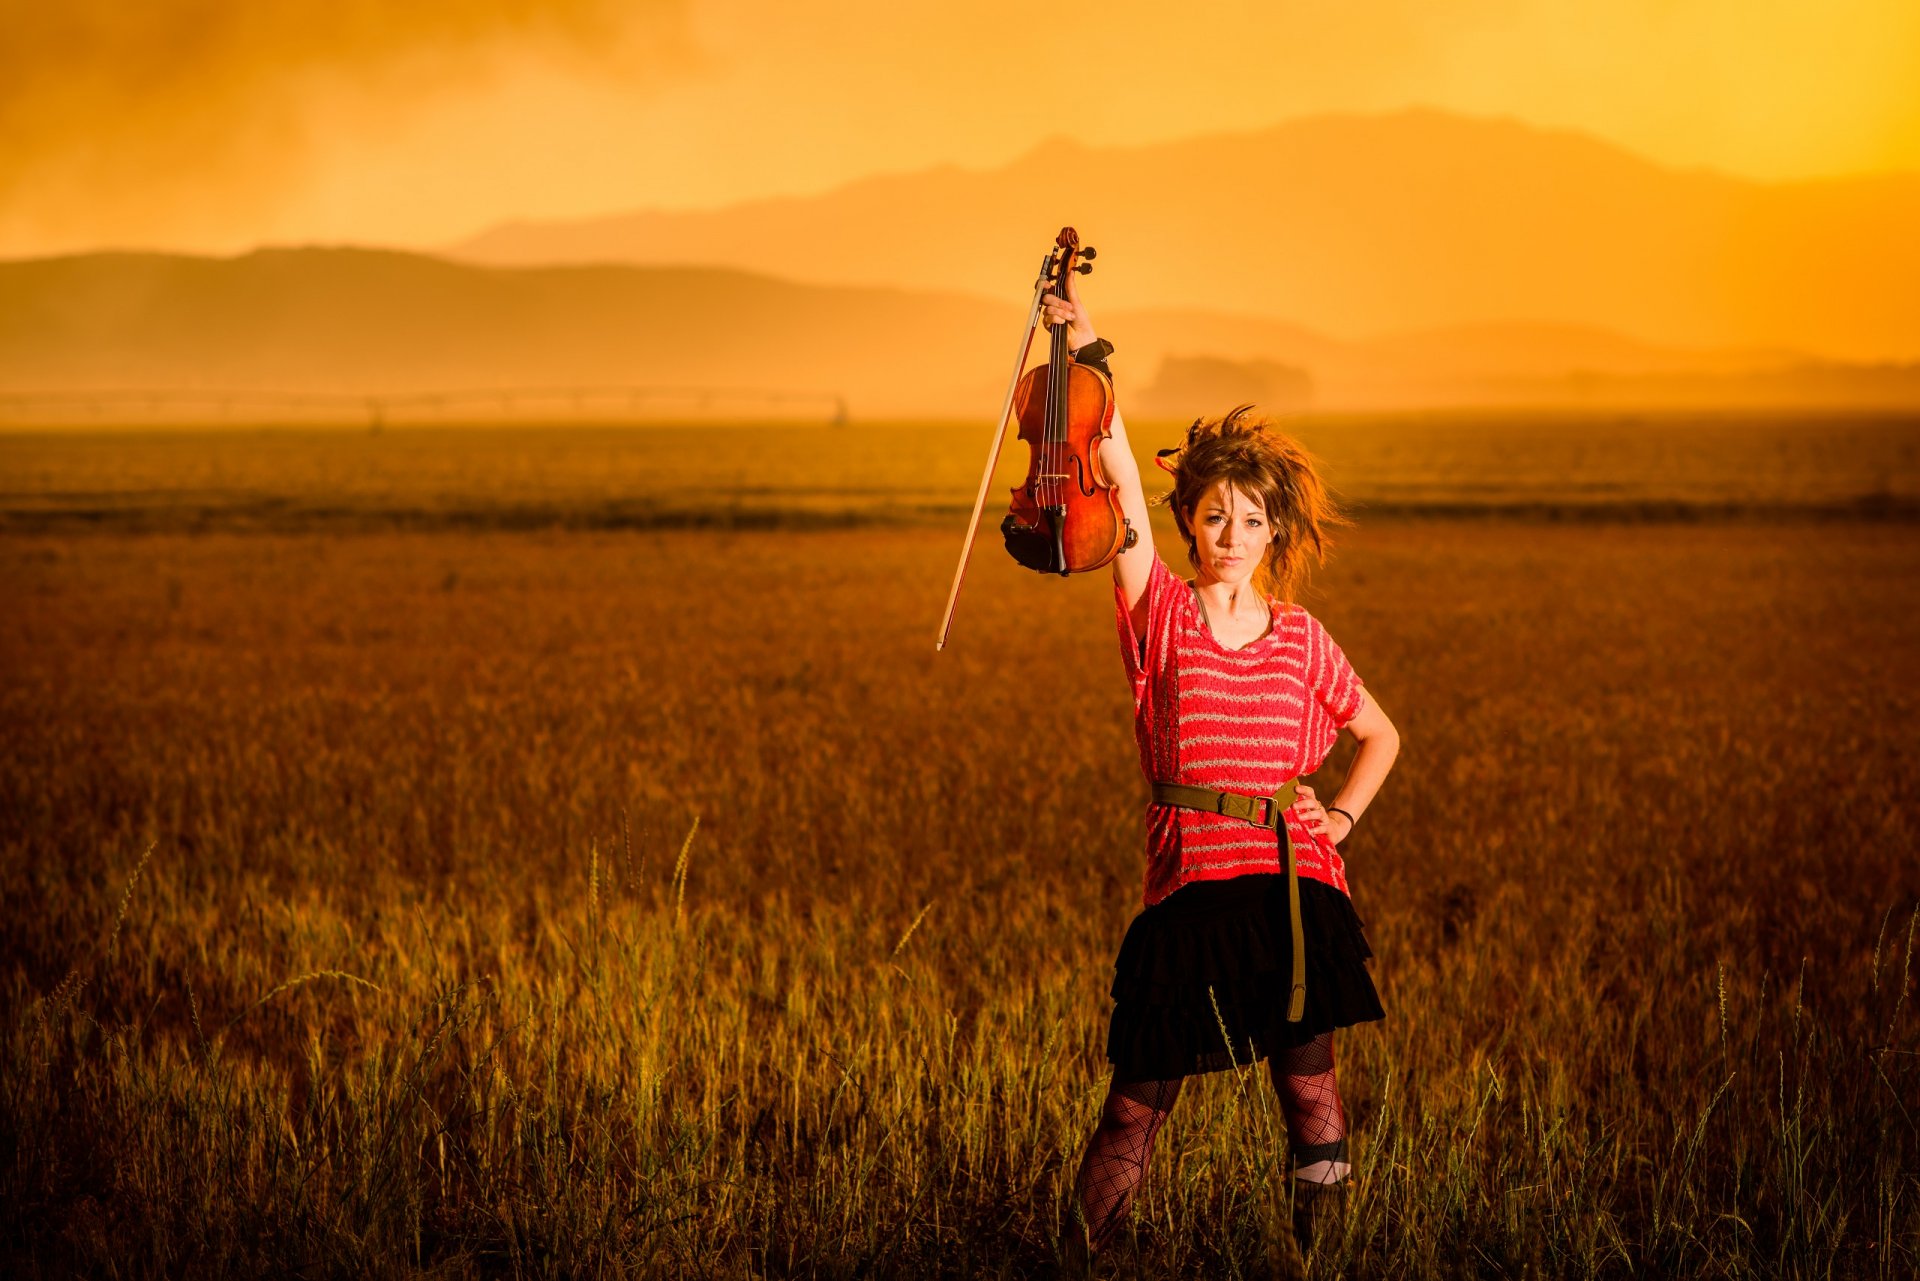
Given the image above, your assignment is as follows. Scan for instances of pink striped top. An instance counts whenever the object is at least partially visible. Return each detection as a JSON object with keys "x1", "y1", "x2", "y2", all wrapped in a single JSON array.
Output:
[{"x1": 1116, "y1": 553, "x2": 1367, "y2": 907}]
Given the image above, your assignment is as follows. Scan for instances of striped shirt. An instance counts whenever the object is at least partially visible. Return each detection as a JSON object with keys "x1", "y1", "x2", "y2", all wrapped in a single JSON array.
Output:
[{"x1": 1116, "y1": 553, "x2": 1366, "y2": 907}]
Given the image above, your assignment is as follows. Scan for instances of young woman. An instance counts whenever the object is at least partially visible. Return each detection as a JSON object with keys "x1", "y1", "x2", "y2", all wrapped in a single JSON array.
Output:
[{"x1": 1044, "y1": 276, "x2": 1401, "y2": 1266}]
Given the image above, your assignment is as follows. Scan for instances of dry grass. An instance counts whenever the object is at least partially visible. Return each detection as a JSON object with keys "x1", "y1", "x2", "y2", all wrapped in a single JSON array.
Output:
[{"x1": 1, "y1": 457, "x2": 1918, "y2": 1276}]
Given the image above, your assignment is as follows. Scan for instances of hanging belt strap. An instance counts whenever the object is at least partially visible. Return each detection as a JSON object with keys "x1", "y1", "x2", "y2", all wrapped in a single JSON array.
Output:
[{"x1": 1150, "y1": 779, "x2": 1308, "y2": 1022}]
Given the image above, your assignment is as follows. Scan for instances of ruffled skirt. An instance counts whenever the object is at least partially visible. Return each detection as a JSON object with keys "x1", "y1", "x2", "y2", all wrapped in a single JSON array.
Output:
[{"x1": 1105, "y1": 872, "x2": 1385, "y2": 1079}]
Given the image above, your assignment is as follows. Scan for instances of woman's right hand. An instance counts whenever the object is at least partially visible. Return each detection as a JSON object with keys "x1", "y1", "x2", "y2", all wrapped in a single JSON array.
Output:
[{"x1": 1040, "y1": 264, "x2": 1097, "y2": 349}]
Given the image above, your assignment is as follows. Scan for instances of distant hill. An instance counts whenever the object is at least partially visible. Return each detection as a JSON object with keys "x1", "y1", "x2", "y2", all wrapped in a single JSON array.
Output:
[
  {"x1": 1135, "y1": 356, "x2": 1314, "y2": 418},
  {"x1": 444, "y1": 108, "x2": 1920, "y2": 363},
  {"x1": 0, "y1": 248, "x2": 1021, "y2": 417},
  {"x1": 3, "y1": 247, "x2": 1915, "y2": 419}
]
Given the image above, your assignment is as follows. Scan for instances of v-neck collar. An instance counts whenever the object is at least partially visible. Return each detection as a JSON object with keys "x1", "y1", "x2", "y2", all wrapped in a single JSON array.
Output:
[{"x1": 1190, "y1": 581, "x2": 1278, "y2": 654}]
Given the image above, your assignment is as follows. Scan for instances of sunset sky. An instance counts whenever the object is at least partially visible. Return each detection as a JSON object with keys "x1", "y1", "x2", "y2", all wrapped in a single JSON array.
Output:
[{"x1": 3, "y1": 0, "x2": 1918, "y2": 260}]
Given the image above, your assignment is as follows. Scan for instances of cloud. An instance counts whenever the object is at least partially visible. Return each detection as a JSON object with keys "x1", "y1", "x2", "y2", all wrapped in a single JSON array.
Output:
[{"x1": 0, "y1": 0, "x2": 691, "y2": 252}]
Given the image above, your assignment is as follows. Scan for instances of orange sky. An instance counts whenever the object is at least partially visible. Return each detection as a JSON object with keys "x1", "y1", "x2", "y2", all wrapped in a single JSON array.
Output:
[{"x1": 3, "y1": 0, "x2": 1918, "y2": 260}]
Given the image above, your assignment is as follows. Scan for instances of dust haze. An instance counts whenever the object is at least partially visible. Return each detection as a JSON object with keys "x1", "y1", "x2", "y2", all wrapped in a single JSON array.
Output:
[{"x1": 0, "y1": 0, "x2": 691, "y2": 251}]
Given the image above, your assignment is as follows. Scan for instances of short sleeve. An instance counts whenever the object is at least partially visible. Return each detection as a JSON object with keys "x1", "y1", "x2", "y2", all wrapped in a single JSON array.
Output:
[
  {"x1": 1114, "y1": 552, "x2": 1182, "y2": 695},
  {"x1": 1305, "y1": 612, "x2": 1366, "y2": 728}
]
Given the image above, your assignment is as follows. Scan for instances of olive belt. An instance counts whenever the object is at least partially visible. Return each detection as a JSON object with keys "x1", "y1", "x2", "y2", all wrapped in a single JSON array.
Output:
[{"x1": 1150, "y1": 778, "x2": 1307, "y2": 1022}]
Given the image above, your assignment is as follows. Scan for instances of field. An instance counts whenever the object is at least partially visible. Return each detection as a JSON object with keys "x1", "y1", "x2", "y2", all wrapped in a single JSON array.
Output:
[
  {"x1": 3, "y1": 412, "x2": 1918, "y2": 1278},
  {"x1": 3, "y1": 409, "x2": 1916, "y2": 533}
]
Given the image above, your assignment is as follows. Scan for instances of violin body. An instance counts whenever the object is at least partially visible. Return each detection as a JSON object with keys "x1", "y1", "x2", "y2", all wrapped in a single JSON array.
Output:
[
  {"x1": 1001, "y1": 357, "x2": 1129, "y2": 575},
  {"x1": 998, "y1": 227, "x2": 1134, "y2": 576}
]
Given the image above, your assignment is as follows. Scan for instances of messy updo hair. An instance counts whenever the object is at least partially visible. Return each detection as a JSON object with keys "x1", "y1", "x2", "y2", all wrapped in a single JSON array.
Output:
[{"x1": 1152, "y1": 405, "x2": 1347, "y2": 605}]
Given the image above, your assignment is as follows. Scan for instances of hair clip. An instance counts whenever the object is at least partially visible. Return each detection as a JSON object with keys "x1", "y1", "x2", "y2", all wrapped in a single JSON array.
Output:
[{"x1": 1153, "y1": 419, "x2": 1207, "y2": 475}]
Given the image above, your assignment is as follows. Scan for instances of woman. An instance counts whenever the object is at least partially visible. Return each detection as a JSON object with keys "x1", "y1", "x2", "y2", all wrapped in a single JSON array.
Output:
[{"x1": 1045, "y1": 274, "x2": 1401, "y2": 1267}]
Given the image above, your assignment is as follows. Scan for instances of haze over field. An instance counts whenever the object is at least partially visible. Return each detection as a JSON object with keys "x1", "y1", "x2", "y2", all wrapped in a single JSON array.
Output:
[
  {"x1": 4, "y1": 4, "x2": 1917, "y2": 409},
  {"x1": 6, "y1": 244, "x2": 1917, "y2": 417}
]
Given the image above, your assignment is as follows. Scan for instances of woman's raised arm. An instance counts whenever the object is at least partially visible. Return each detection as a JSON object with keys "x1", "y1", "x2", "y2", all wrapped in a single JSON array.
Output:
[{"x1": 1102, "y1": 408, "x2": 1156, "y2": 634}]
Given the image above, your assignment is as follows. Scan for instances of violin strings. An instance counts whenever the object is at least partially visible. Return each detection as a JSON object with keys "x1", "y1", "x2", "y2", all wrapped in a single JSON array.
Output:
[
  {"x1": 1047, "y1": 249, "x2": 1056, "y2": 517},
  {"x1": 1050, "y1": 251, "x2": 1066, "y2": 516},
  {"x1": 1044, "y1": 252, "x2": 1057, "y2": 519},
  {"x1": 1061, "y1": 251, "x2": 1073, "y2": 511},
  {"x1": 1055, "y1": 296, "x2": 1064, "y2": 512},
  {"x1": 1047, "y1": 273, "x2": 1057, "y2": 515},
  {"x1": 1038, "y1": 245, "x2": 1074, "y2": 540}
]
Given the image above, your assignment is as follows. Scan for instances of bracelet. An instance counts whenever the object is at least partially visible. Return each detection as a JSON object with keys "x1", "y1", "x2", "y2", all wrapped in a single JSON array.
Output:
[{"x1": 1327, "y1": 807, "x2": 1357, "y2": 831}]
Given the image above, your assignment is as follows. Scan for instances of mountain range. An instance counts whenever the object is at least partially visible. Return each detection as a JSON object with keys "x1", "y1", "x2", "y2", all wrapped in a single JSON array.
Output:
[
  {"x1": 4, "y1": 108, "x2": 1918, "y2": 418},
  {"x1": 445, "y1": 108, "x2": 1920, "y2": 364},
  {"x1": 4, "y1": 247, "x2": 1914, "y2": 418}
]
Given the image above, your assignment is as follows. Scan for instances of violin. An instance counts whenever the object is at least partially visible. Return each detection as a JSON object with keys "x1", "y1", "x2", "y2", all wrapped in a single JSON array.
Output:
[
  {"x1": 1002, "y1": 228, "x2": 1135, "y2": 576},
  {"x1": 936, "y1": 227, "x2": 1136, "y2": 650}
]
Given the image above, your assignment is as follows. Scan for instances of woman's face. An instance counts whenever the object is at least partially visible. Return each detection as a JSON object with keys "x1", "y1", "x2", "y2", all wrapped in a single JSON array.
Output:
[{"x1": 1186, "y1": 480, "x2": 1269, "y2": 587}]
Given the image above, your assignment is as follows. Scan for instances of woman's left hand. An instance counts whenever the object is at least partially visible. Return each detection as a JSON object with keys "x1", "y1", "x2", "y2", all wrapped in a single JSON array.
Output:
[{"x1": 1292, "y1": 784, "x2": 1353, "y2": 844}]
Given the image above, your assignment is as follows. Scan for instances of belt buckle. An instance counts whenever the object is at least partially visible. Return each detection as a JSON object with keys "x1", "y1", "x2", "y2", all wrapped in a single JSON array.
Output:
[{"x1": 1217, "y1": 791, "x2": 1270, "y2": 827}]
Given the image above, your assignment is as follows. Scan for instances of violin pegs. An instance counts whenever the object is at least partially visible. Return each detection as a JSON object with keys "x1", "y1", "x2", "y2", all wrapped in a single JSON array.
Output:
[
  {"x1": 1074, "y1": 263, "x2": 1094, "y2": 274},
  {"x1": 1080, "y1": 247, "x2": 1097, "y2": 260}
]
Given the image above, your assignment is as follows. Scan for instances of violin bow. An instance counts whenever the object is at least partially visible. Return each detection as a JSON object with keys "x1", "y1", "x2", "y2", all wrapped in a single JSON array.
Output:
[{"x1": 934, "y1": 250, "x2": 1056, "y2": 651}]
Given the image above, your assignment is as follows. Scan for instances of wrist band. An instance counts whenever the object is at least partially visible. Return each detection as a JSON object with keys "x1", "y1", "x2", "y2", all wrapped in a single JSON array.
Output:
[
  {"x1": 1072, "y1": 337, "x2": 1116, "y2": 376},
  {"x1": 1327, "y1": 807, "x2": 1357, "y2": 830}
]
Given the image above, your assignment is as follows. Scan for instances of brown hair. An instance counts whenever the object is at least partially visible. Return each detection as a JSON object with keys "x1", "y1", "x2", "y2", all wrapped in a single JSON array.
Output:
[{"x1": 1153, "y1": 404, "x2": 1347, "y2": 604}]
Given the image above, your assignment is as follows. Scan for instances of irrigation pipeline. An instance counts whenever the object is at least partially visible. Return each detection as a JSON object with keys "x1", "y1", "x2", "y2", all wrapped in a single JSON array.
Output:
[{"x1": 0, "y1": 385, "x2": 852, "y2": 427}]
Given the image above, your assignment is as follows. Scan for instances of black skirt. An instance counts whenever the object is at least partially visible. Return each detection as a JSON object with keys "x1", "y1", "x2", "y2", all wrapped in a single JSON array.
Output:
[{"x1": 1105, "y1": 872, "x2": 1385, "y2": 1080}]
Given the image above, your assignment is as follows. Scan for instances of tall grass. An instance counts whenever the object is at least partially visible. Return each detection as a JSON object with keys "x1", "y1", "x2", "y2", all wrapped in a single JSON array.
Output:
[{"x1": 2, "y1": 517, "x2": 1916, "y2": 1277}]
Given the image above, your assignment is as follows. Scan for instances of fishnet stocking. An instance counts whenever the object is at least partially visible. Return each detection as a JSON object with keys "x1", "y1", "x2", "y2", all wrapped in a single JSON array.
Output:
[
  {"x1": 1073, "y1": 1075, "x2": 1184, "y2": 1252},
  {"x1": 1269, "y1": 1032, "x2": 1349, "y2": 1182}
]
